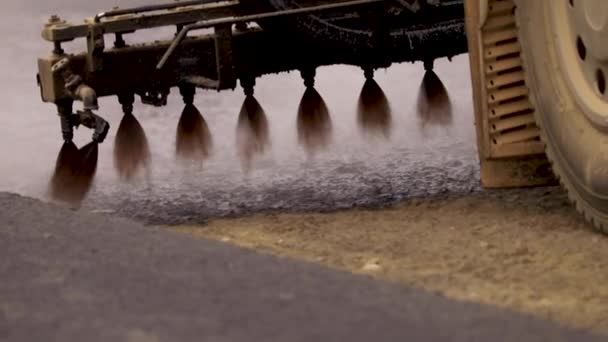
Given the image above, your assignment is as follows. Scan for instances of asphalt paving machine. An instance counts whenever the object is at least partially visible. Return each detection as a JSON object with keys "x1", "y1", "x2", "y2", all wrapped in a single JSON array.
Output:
[{"x1": 36, "y1": 0, "x2": 608, "y2": 232}]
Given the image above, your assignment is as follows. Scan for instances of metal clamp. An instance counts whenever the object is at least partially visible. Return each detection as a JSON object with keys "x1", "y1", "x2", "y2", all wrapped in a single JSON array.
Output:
[{"x1": 87, "y1": 24, "x2": 105, "y2": 72}]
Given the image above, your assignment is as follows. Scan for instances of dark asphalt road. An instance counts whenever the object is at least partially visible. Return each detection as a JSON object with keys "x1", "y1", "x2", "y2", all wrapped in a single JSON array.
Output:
[{"x1": 1, "y1": 192, "x2": 605, "y2": 342}]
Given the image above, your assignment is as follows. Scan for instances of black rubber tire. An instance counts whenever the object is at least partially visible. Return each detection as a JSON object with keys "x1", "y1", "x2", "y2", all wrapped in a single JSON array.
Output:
[{"x1": 515, "y1": 1, "x2": 608, "y2": 232}]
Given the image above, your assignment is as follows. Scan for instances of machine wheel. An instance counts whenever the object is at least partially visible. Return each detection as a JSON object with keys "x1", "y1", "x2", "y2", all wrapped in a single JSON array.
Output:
[{"x1": 515, "y1": 0, "x2": 608, "y2": 232}]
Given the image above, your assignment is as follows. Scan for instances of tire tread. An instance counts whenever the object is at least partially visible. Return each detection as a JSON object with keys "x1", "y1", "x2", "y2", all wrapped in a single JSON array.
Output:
[{"x1": 513, "y1": 2, "x2": 607, "y2": 233}]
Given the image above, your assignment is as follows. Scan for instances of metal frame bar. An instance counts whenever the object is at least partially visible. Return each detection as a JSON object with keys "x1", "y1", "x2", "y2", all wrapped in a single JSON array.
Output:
[
  {"x1": 42, "y1": 1, "x2": 240, "y2": 42},
  {"x1": 42, "y1": 0, "x2": 386, "y2": 43},
  {"x1": 94, "y1": 0, "x2": 222, "y2": 23}
]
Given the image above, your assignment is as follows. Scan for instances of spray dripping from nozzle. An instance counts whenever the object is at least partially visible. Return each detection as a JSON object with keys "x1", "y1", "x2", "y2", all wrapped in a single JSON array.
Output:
[
  {"x1": 416, "y1": 60, "x2": 453, "y2": 132},
  {"x1": 297, "y1": 68, "x2": 332, "y2": 155},
  {"x1": 49, "y1": 141, "x2": 98, "y2": 206},
  {"x1": 357, "y1": 68, "x2": 392, "y2": 140},
  {"x1": 236, "y1": 77, "x2": 270, "y2": 172},
  {"x1": 113, "y1": 93, "x2": 151, "y2": 181},
  {"x1": 176, "y1": 84, "x2": 213, "y2": 165}
]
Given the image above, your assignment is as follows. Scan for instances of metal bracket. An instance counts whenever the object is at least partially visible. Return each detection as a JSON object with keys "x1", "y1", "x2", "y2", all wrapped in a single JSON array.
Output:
[
  {"x1": 87, "y1": 24, "x2": 105, "y2": 72},
  {"x1": 175, "y1": 25, "x2": 236, "y2": 91},
  {"x1": 214, "y1": 24, "x2": 236, "y2": 90}
]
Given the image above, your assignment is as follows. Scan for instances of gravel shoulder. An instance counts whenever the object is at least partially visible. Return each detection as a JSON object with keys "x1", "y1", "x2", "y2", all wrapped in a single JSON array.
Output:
[{"x1": 172, "y1": 186, "x2": 608, "y2": 335}]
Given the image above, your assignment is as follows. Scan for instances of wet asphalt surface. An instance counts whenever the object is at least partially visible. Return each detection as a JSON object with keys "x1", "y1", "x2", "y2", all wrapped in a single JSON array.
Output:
[
  {"x1": 3, "y1": 192, "x2": 607, "y2": 342},
  {"x1": 0, "y1": 0, "x2": 479, "y2": 225}
]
